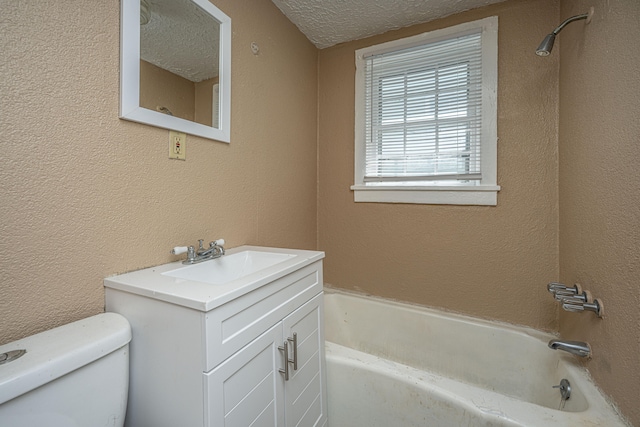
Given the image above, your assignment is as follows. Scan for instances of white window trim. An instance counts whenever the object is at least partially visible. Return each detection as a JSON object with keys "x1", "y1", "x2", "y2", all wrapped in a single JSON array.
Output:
[{"x1": 352, "y1": 16, "x2": 499, "y2": 206}]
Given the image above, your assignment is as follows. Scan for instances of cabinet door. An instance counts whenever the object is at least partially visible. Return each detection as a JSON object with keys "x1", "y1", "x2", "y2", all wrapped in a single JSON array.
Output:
[
  {"x1": 205, "y1": 323, "x2": 286, "y2": 427},
  {"x1": 282, "y1": 293, "x2": 328, "y2": 427}
]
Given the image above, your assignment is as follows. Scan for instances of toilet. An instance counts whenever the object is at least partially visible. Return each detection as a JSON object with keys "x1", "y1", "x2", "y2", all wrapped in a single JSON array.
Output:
[{"x1": 0, "y1": 313, "x2": 131, "y2": 427}]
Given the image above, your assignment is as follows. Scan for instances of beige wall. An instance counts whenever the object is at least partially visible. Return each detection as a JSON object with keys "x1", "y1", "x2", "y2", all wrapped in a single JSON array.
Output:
[
  {"x1": 558, "y1": 0, "x2": 640, "y2": 424},
  {"x1": 140, "y1": 59, "x2": 218, "y2": 127},
  {"x1": 140, "y1": 60, "x2": 219, "y2": 126},
  {"x1": 318, "y1": 0, "x2": 561, "y2": 331},
  {"x1": 2, "y1": 0, "x2": 638, "y2": 423},
  {"x1": 195, "y1": 77, "x2": 219, "y2": 127},
  {"x1": 140, "y1": 60, "x2": 196, "y2": 122},
  {"x1": 0, "y1": 0, "x2": 318, "y2": 344}
]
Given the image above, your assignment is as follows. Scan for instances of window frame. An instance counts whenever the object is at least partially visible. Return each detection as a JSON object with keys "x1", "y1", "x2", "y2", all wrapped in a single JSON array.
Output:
[{"x1": 352, "y1": 16, "x2": 499, "y2": 206}]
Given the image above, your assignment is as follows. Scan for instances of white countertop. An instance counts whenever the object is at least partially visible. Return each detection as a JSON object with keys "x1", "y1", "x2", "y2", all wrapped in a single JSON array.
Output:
[{"x1": 104, "y1": 245, "x2": 324, "y2": 311}]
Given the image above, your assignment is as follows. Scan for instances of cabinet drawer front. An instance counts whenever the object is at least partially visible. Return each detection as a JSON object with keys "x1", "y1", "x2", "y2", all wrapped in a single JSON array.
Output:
[{"x1": 204, "y1": 261, "x2": 323, "y2": 370}]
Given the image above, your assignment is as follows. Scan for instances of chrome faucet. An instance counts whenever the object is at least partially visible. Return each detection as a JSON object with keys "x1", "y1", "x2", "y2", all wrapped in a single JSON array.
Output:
[
  {"x1": 171, "y1": 239, "x2": 225, "y2": 264},
  {"x1": 548, "y1": 339, "x2": 591, "y2": 358}
]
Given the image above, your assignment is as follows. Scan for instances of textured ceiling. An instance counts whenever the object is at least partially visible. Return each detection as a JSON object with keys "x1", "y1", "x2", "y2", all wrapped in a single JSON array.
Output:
[
  {"x1": 142, "y1": 0, "x2": 506, "y2": 80},
  {"x1": 141, "y1": 0, "x2": 220, "y2": 82},
  {"x1": 271, "y1": 0, "x2": 507, "y2": 49}
]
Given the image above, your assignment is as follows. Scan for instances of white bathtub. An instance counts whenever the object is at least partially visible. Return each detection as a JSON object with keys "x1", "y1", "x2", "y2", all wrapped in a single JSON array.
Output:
[{"x1": 323, "y1": 290, "x2": 628, "y2": 427}]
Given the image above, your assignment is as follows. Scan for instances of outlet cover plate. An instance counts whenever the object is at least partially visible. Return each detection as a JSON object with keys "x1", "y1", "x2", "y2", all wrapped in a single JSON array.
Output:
[{"x1": 169, "y1": 131, "x2": 186, "y2": 160}]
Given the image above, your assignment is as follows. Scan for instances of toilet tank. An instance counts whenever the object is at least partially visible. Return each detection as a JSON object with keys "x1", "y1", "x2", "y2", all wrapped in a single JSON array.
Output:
[{"x1": 0, "y1": 313, "x2": 131, "y2": 427}]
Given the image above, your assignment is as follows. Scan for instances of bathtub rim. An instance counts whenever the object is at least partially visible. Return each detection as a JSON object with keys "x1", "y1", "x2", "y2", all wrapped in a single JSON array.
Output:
[
  {"x1": 323, "y1": 287, "x2": 632, "y2": 426},
  {"x1": 325, "y1": 341, "x2": 630, "y2": 427},
  {"x1": 324, "y1": 286, "x2": 557, "y2": 342}
]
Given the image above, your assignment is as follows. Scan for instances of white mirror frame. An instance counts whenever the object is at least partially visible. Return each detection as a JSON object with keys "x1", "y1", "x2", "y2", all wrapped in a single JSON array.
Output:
[{"x1": 120, "y1": 0, "x2": 231, "y2": 143}]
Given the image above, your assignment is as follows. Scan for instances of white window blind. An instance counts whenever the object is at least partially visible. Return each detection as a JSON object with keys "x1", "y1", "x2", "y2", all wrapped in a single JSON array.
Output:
[{"x1": 363, "y1": 30, "x2": 483, "y2": 182}]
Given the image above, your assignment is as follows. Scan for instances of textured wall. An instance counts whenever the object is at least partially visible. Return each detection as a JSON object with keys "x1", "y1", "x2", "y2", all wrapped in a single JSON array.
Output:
[
  {"x1": 195, "y1": 77, "x2": 218, "y2": 127},
  {"x1": 318, "y1": 0, "x2": 560, "y2": 331},
  {"x1": 3, "y1": 0, "x2": 637, "y2": 423},
  {"x1": 0, "y1": 0, "x2": 318, "y2": 344},
  {"x1": 140, "y1": 60, "x2": 196, "y2": 122},
  {"x1": 558, "y1": 0, "x2": 640, "y2": 425},
  {"x1": 140, "y1": 60, "x2": 218, "y2": 126}
]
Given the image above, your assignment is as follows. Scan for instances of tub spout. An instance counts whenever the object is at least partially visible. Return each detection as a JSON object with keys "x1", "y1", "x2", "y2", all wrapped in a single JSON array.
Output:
[{"x1": 548, "y1": 339, "x2": 591, "y2": 358}]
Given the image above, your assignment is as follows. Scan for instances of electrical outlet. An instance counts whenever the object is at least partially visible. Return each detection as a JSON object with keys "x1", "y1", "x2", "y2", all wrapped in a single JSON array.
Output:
[{"x1": 169, "y1": 131, "x2": 186, "y2": 160}]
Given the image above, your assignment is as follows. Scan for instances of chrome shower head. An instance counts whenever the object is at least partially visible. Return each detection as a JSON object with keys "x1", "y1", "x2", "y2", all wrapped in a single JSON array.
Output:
[
  {"x1": 535, "y1": 8, "x2": 593, "y2": 57},
  {"x1": 535, "y1": 34, "x2": 556, "y2": 56}
]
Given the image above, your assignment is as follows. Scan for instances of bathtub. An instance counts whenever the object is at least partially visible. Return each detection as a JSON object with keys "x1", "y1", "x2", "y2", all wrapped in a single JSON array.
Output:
[{"x1": 323, "y1": 290, "x2": 628, "y2": 427}]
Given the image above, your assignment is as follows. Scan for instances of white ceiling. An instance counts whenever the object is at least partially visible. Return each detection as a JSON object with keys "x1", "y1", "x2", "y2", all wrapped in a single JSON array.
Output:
[{"x1": 271, "y1": 0, "x2": 506, "y2": 49}]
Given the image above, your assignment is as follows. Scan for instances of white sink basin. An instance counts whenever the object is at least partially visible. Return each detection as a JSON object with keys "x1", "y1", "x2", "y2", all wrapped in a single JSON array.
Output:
[
  {"x1": 161, "y1": 250, "x2": 296, "y2": 285},
  {"x1": 105, "y1": 246, "x2": 324, "y2": 311}
]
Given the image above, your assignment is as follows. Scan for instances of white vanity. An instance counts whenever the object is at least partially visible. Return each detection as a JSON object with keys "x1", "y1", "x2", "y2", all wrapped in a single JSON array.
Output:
[{"x1": 104, "y1": 246, "x2": 327, "y2": 427}]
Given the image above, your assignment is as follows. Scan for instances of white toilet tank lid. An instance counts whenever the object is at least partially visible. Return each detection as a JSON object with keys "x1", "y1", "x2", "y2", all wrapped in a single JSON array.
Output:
[{"x1": 0, "y1": 312, "x2": 131, "y2": 405}]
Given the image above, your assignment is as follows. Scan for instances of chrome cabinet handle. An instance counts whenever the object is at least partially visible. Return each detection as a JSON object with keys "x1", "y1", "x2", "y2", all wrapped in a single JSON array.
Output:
[
  {"x1": 287, "y1": 333, "x2": 298, "y2": 371},
  {"x1": 278, "y1": 341, "x2": 289, "y2": 381}
]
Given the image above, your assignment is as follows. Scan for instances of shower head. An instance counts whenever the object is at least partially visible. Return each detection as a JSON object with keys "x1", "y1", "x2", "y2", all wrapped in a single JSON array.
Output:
[
  {"x1": 535, "y1": 34, "x2": 556, "y2": 57},
  {"x1": 535, "y1": 8, "x2": 593, "y2": 57}
]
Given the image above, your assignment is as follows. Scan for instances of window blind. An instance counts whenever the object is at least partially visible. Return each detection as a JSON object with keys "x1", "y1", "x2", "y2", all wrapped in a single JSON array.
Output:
[{"x1": 363, "y1": 30, "x2": 483, "y2": 182}]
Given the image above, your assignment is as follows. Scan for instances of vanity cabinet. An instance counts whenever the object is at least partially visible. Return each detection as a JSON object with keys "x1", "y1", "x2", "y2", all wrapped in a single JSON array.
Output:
[
  {"x1": 206, "y1": 294, "x2": 325, "y2": 427},
  {"x1": 104, "y1": 247, "x2": 327, "y2": 427}
]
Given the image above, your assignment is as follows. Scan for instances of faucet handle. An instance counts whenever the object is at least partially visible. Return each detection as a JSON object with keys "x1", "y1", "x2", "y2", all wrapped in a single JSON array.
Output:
[
  {"x1": 548, "y1": 282, "x2": 582, "y2": 298},
  {"x1": 171, "y1": 246, "x2": 189, "y2": 255},
  {"x1": 561, "y1": 297, "x2": 585, "y2": 312},
  {"x1": 212, "y1": 239, "x2": 225, "y2": 247},
  {"x1": 562, "y1": 297, "x2": 604, "y2": 318},
  {"x1": 547, "y1": 282, "x2": 567, "y2": 293},
  {"x1": 554, "y1": 289, "x2": 592, "y2": 302},
  {"x1": 171, "y1": 246, "x2": 197, "y2": 263}
]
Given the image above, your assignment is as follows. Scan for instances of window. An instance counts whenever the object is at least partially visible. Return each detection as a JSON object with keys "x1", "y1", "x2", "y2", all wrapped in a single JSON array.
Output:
[{"x1": 352, "y1": 17, "x2": 499, "y2": 205}]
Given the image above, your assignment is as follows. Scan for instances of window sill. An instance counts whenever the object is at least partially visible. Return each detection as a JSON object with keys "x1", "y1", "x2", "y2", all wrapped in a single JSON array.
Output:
[{"x1": 350, "y1": 184, "x2": 500, "y2": 206}]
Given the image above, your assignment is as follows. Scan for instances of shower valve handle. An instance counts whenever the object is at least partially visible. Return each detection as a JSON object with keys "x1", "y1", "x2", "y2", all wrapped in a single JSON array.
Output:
[
  {"x1": 547, "y1": 282, "x2": 582, "y2": 296},
  {"x1": 561, "y1": 298, "x2": 604, "y2": 318},
  {"x1": 554, "y1": 289, "x2": 592, "y2": 303}
]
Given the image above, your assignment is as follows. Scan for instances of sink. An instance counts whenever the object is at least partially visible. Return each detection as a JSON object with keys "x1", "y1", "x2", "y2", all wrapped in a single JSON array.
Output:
[
  {"x1": 105, "y1": 245, "x2": 325, "y2": 311},
  {"x1": 162, "y1": 250, "x2": 296, "y2": 285}
]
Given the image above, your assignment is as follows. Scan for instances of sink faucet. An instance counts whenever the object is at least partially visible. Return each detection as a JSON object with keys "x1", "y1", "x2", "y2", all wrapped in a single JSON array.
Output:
[
  {"x1": 548, "y1": 339, "x2": 591, "y2": 358},
  {"x1": 171, "y1": 239, "x2": 225, "y2": 264}
]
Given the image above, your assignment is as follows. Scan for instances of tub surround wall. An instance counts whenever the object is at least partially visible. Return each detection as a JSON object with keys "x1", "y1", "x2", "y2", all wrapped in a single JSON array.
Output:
[
  {"x1": 558, "y1": 0, "x2": 640, "y2": 425},
  {"x1": 0, "y1": 0, "x2": 318, "y2": 344},
  {"x1": 318, "y1": 1, "x2": 639, "y2": 422},
  {"x1": 318, "y1": 0, "x2": 560, "y2": 331}
]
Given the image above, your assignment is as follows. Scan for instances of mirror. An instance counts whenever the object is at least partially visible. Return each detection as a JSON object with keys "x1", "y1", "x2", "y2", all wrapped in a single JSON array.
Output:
[{"x1": 120, "y1": 0, "x2": 231, "y2": 142}]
